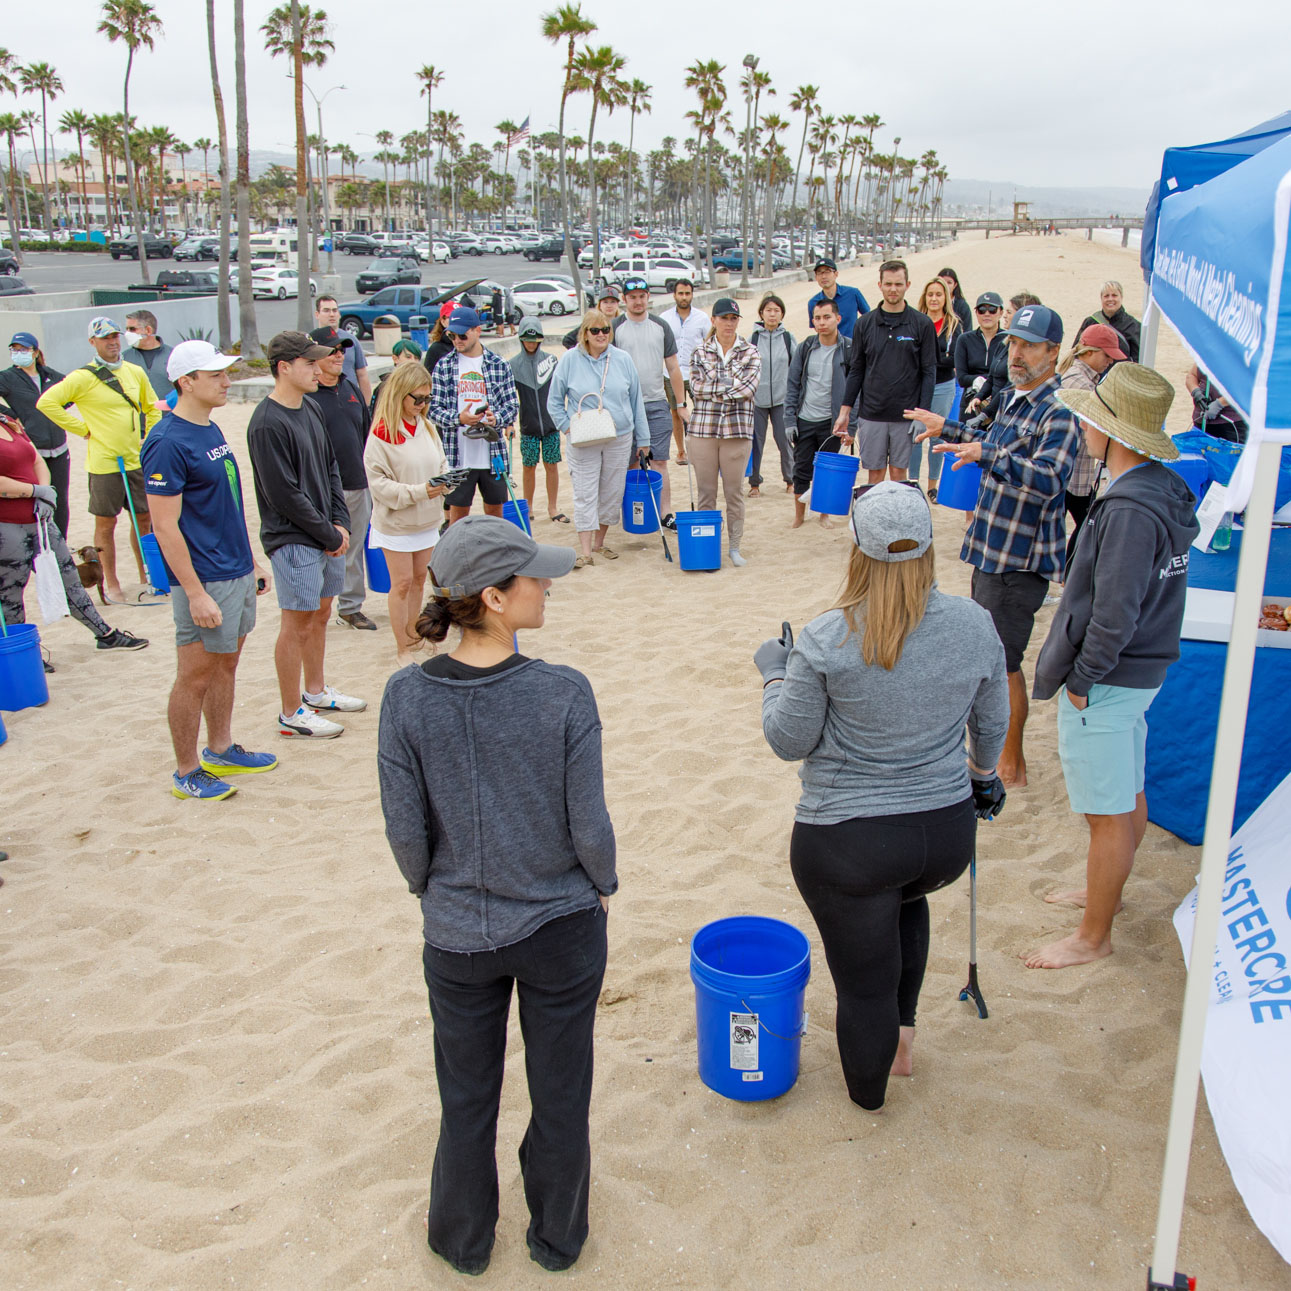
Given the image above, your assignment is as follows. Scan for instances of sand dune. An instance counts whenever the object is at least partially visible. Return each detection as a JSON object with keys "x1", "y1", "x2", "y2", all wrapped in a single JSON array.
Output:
[{"x1": 3, "y1": 232, "x2": 1286, "y2": 1289}]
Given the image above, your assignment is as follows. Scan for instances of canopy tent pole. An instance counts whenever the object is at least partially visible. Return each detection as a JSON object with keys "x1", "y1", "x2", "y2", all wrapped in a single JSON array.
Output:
[
  {"x1": 1139, "y1": 290, "x2": 1161, "y2": 368},
  {"x1": 1147, "y1": 440, "x2": 1281, "y2": 1288}
]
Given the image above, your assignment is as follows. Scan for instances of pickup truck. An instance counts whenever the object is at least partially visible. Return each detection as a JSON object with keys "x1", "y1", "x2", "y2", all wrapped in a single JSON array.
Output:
[
  {"x1": 524, "y1": 237, "x2": 581, "y2": 262},
  {"x1": 109, "y1": 234, "x2": 174, "y2": 260},
  {"x1": 337, "y1": 285, "x2": 449, "y2": 339},
  {"x1": 130, "y1": 269, "x2": 220, "y2": 295}
]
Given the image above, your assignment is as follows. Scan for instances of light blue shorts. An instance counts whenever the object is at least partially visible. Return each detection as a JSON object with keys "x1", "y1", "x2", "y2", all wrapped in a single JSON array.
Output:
[
  {"x1": 269, "y1": 543, "x2": 345, "y2": 612},
  {"x1": 1057, "y1": 682, "x2": 1160, "y2": 816}
]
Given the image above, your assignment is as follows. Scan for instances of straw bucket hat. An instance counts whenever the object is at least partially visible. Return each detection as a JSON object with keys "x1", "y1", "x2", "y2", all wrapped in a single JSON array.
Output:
[{"x1": 1056, "y1": 362, "x2": 1179, "y2": 462}]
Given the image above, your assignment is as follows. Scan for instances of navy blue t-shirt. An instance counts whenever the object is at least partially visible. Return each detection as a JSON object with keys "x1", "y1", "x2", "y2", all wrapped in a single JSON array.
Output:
[{"x1": 141, "y1": 413, "x2": 255, "y2": 583}]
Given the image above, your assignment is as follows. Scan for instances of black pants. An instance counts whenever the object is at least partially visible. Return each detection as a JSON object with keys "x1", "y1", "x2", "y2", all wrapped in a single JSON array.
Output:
[
  {"x1": 43, "y1": 451, "x2": 71, "y2": 538},
  {"x1": 790, "y1": 799, "x2": 976, "y2": 1111},
  {"x1": 791, "y1": 416, "x2": 836, "y2": 496},
  {"x1": 421, "y1": 905, "x2": 607, "y2": 1274},
  {"x1": 1065, "y1": 490, "x2": 1092, "y2": 569}
]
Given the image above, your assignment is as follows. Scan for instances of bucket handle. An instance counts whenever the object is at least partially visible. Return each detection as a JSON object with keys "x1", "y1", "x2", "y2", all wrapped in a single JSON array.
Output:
[
  {"x1": 819, "y1": 433, "x2": 856, "y2": 457},
  {"x1": 740, "y1": 999, "x2": 808, "y2": 1040}
]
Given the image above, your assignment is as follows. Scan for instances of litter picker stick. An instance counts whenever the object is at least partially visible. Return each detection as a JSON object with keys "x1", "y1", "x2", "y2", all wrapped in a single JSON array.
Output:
[
  {"x1": 958, "y1": 847, "x2": 988, "y2": 1019},
  {"x1": 640, "y1": 455, "x2": 672, "y2": 562}
]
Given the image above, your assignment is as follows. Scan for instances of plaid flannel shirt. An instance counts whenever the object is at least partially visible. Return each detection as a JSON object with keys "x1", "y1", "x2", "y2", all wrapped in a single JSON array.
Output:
[
  {"x1": 429, "y1": 346, "x2": 519, "y2": 473},
  {"x1": 943, "y1": 374, "x2": 1079, "y2": 580},
  {"x1": 1058, "y1": 360, "x2": 1103, "y2": 496},
  {"x1": 687, "y1": 334, "x2": 761, "y2": 439}
]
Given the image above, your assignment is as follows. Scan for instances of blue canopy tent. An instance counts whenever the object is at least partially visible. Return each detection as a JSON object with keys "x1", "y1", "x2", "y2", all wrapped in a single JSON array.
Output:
[{"x1": 1143, "y1": 135, "x2": 1291, "y2": 1287}]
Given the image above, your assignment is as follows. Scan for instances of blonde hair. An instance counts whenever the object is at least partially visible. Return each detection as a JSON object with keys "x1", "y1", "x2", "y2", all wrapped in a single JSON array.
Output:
[
  {"x1": 577, "y1": 307, "x2": 611, "y2": 353},
  {"x1": 372, "y1": 361, "x2": 433, "y2": 447},
  {"x1": 1058, "y1": 343, "x2": 1099, "y2": 376},
  {"x1": 832, "y1": 544, "x2": 937, "y2": 670},
  {"x1": 917, "y1": 278, "x2": 958, "y2": 339},
  {"x1": 1101, "y1": 280, "x2": 1123, "y2": 296}
]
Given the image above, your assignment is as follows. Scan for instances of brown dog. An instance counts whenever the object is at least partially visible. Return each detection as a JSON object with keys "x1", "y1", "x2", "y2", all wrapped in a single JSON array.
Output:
[{"x1": 75, "y1": 546, "x2": 107, "y2": 605}]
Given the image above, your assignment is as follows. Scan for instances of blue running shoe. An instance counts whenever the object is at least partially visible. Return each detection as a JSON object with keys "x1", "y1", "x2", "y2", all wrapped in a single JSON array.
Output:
[
  {"x1": 201, "y1": 744, "x2": 279, "y2": 775},
  {"x1": 172, "y1": 768, "x2": 237, "y2": 800}
]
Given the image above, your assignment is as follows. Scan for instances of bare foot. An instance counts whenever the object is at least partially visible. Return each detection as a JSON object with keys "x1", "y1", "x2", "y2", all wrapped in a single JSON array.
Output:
[
  {"x1": 817, "y1": 514, "x2": 836, "y2": 529},
  {"x1": 1043, "y1": 889, "x2": 1124, "y2": 913},
  {"x1": 790, "y1": 515, "x2": 805, "y2": 529},
  {"x1": 890, "y1": 1025, "x2": 914, "y2": 1077},
  {"x1": 105, "y1": 582, "x2": 124, "y2": 602},
  {"x1": 1023, "y1": 933, "x2": 1112, "y2": 969},
  {"x1": 1000, "y1": 761, "x2": 1028, "y2": 788}
]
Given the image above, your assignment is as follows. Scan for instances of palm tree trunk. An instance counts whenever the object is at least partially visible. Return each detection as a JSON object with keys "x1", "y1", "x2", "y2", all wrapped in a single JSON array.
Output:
[
  {"x1": 557, "y1": 79, "x2": 582, "y2": 298},
  {"x1": 704, "y1": 135, "x2": 716, "y2": 287},
  {"x1": 206, "y1": 0, "x2": 232, "y2": 350},
  {"x1": 233, "y1": 0, "x2": 260, "y2": 358},
  {"x1": 424, "y1": 92, "x2": 433, "y2": 242},
  {"x1": 587, "y1": 98, "x2": 602, "y2": 281},
  {"x1": 119, "y1": 51, "x2": 150, "y2": 280}
]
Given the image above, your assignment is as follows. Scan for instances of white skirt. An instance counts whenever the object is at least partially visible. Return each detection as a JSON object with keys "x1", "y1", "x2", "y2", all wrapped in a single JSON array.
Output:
[{"x1": 369, "y1": 523, "x2": 441, "y2": 552}]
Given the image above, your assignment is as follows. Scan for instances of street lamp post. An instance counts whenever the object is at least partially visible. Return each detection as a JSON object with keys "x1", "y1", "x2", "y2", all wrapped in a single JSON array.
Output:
[
  {"x1": 299, "y1": 78, "x2": 345, "y2": 275},
  {"x1": 740, "y1": 54, "x2": 758, "y2": 289}
]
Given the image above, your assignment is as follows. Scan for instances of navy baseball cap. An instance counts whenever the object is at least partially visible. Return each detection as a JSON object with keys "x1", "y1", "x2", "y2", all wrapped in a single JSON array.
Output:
[
  {"x1": 1004, "y1": 303, "x2": 1062, "y2": 345},
  {"x1": 9, "y1": 331, "x2": 39, "y2": 350},
  {"x1": 447, "y1": 307, "x2": 483, "y2": 334}
]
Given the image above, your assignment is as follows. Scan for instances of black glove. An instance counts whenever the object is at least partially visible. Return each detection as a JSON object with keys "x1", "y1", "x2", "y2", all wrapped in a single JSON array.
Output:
[
  {"x1": 637, "y1": 447, "x2": 653, "y2": 470},
  {"x1": 971, "y1": 775, "x2": 1007, "y2": 821}
]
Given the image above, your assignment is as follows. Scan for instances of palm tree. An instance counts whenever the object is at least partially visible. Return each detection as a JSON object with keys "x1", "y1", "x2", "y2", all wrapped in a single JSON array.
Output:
[
  {"x1": 788, "y1": 84, "x2": 818, "y2": 266},
  {"x1": 19, "y1": 62, "x2": 63, "y2": 233},
  {"x1": 541, "y1": 3, "x2": 596, "y2": 294},
  {"x1": 202, "y1": 7, "x2": 230, "y2": 347},
  {"x1": 430, "y1": 110, "x2": 459, "y2": 232},
  {"x1": 416, "y1": 65, "x2": 443, "y2": 238},
  {"x1": 623, "y1": 78, "x2": 651, "y2": 229},
  {"x1": 684, "y1": 59, "x2": 726, "y2": 285},
  {"x1": 58, "y1": 109, "x2": 93, "y2": 230},
  {"x1": 192, "y1": 135, "x2": 213, "y2": 229},
  {"x1": 571, "y1": 44, "x2": 626, "y2": 279},
  {"x1": 0, "y1": 53, "x2": 20, "y2": 258},
  {"x1": 232, "y1": 0, "x2": 260, "y2": 357},
  {"x1": 740, "y1": 65, "x2": 772, "y2": 275},
  {"x1": 495, "y1": 119, "x2": 520, "y2": 232},
  {"x1": 147, "y1": 125, "x2": 178, "y2": 230},
  {"x1": 19, "y1": 111, "x2": 41, "y2": 228},
  {"x1": 760, "y1": 111, "x2": 787, "y2": 270},
  {"x1": 88, "y1": 114, "x2": 119, "y2": 232},
  {"x1": 173, "y1": 138, "x2": 192, "y2": 230},
  {"x1": 98, "y1": 0, "x2": 161, "y2": 278},
  {"x1": 373, "y1": 132, "x2": 394, "y2": 229}
]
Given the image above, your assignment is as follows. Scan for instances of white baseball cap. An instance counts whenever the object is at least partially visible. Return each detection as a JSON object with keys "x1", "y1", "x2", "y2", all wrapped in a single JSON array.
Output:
[{"x1": 167, "y1": 339, "x2": 238, "y2": 382}]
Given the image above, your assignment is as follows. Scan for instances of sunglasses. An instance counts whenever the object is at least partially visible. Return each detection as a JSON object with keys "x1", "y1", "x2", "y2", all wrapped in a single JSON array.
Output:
[
  {"x1": 407, "y1": 394, "x2": 430, "y2": 406},
  {"x1": 976, "y1": 306, "x2": 1000, "y2": 315},
  {"x1": 587, "y1": 326, "x2": 611, "y2": 336},
  {"x1": 623, "y1": 280, "x2": 649, "y2": 293}
]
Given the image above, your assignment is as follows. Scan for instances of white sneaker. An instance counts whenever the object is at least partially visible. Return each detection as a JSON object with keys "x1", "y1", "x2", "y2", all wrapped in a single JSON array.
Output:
[
  {"x1": 278, "y1": 706, "x2": 344, "y2": 738},
  {"x1": 302, "y1": 685, "x2": 367, "y2": 713}
]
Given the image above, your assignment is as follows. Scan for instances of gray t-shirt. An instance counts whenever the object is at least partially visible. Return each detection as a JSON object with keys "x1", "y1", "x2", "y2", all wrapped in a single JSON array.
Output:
[
  {"x1": 800, "y1": 342, "x2": 836, "y2": 421},
  {"x1": 612, "y1": 313, "x2": 676, "y2": 404}
]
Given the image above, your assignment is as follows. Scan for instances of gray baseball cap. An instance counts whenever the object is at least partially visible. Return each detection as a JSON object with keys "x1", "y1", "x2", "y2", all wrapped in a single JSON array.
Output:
[
  {"x1": 847, "y1": 481, "x2": 933, "y2": 563},
  {"x1": 429, "y1": 514, "x2": 575, "y2": 598}
]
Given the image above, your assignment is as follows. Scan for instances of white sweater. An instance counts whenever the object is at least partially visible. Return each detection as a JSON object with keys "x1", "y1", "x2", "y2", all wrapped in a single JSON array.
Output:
[{"x1": 363, "y1": 417, "x2": 448, "y2": 536}]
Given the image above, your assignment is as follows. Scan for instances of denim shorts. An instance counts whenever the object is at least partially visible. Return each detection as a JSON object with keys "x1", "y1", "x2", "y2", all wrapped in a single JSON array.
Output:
[
  {"x1": 1057, "y1": 683, "x2": 1160, "y2": 816},
  {"x1": 269, "y1": 543, "x2": 344, "y2": 611}
]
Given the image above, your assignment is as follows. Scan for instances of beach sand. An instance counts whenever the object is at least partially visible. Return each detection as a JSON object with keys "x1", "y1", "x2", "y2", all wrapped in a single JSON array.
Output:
[{"x1": 3, "y1": 232, "x2": 1286, "y2": 1290}]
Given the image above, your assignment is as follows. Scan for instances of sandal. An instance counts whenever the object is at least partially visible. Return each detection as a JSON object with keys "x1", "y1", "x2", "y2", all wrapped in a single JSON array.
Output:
[
  {"x1": 574, "y1": 554, "x2": 594, "y2": 569},
  {"x1": 748, "y1": 486, "x2": 761, "y2": 497},
  {"x1": 549, "y1": 512, "x2": 570, "y2": 524},
  {"x1": 597, "y1": 546, "x2": 619, "y2": 560}
]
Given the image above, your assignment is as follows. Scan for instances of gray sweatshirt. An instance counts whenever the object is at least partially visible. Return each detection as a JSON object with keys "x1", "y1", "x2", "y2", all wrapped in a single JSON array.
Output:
[
  {"x1": 762, "y1": 591, "x2": 1009, "y2": 823},
  {"x1": 378, "y1": 658, "x2": 618, "y2": 952}
]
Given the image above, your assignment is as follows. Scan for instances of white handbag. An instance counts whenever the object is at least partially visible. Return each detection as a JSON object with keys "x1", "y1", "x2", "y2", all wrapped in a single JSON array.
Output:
[
  {"x1": 33, "y1": 514, "x2": 70, "y2": 624},
  {"x1": 568, "y1": 355, "x2": 619, "y2": 446}
]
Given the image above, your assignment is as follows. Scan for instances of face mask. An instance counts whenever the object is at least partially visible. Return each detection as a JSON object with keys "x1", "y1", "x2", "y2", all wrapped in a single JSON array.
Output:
[
  {"x1": 122, "y1": 330, "x2": 143, "y2": 349},
  {"x1": 10, "y1": 349, "x2": 33, "y2": 367}
]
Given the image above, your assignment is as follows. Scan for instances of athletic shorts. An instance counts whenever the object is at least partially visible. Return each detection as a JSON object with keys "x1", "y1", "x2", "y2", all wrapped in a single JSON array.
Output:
[
  {"x1": 857, "y1": 419, "x2": 912, "y2": 471},
  {"x1": 269, "y1": 543, "x2": 344, "y2": 611},
  {"x1": 644, "y1": 401, "x2": 674, "y2": 462},
  {"x1": 446, "y1": 467, "x2": 507, "y2": 508},
  {"x1": 172, "y1": 572, "x2": 257, "y2": 653},
  {"x1": 1057, "y1": 683, "x2": 1159, "y2": 816},
  {"x1": 970, "y1": 567, "x2": 1048, "y2": 672},
  {"x1": 87, "y1": 468, "x2": 149, "y2": 518},
  {"x1": 664, "y1": 379, "x2": 693, "y2": 411},
  {"x1": 520, "y1": 433, "x2": 562, "y2": 467}
]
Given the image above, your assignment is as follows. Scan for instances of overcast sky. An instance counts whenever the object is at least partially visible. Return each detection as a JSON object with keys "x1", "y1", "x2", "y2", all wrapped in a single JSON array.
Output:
[{"x1": 2, "y1": 0, "x2": 1285, "y2": 195}]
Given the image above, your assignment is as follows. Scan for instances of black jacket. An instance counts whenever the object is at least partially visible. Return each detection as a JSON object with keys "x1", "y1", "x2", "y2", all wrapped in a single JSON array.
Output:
[
  {"x1": 1033, "y1": 463, "x2": 1200, "y2": 699},
  {"x1": 842, "y1": 305, "x2": 936, "y2": 421},
  {"x1": 1079, "y1": 307, "x2": 1141, "y2": 363},
  {"x1": 423, "y1": 339, "x2": 454, "y2": 379},
  {"x1": 0, "y1": 361, "x2": 68, "y2": 452},
  {"x1": 509, "y1": 347, "x2": 559, "y2": 436},
  {"x1": 308, "y1": 376, "x2": 371, "y2": 492},
  {"x1": 932, "y1": 318, "x2": 960, "y2": 384},
  {"x1": 785, "y1": 333, "x2": 859, "y2": 433},
  {"x1": 246, "y1": 396, "x2": 350, "y2": 555}
]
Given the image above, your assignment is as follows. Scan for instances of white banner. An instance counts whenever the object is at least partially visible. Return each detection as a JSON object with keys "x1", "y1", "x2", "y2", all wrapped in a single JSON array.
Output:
[{"x1": 1174, "y1": 771, "x2": 1291, "y2": 1264}]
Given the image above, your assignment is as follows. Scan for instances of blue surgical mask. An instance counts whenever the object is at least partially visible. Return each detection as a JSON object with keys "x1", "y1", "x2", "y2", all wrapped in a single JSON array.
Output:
[{"x1": 9, "y1": 348, "x2": 33, "y2": 367}]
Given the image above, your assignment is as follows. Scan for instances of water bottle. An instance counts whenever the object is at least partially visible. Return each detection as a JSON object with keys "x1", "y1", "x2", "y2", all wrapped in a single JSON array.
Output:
[{"x1": 1211, "y1": 512, "x2": 1233, "y2": 551}]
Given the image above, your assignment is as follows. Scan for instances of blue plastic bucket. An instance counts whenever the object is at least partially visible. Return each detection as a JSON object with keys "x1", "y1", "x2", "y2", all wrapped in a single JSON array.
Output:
[
  {"x1": 622, "y1": 469, "x2": 663, "y2": 533},
  {"x1": 0, "y1": 707, "x2": 7, "y2": 746},
  {"x1": 1166, "y1": 454, "x2": 1210, "y2": 509},
  {"x1": 364, "y1": 529, "x2": 391, "y2": 594},
  {"x1": 502, "y1": 498, "x2": 532, "y2": 533},
  {"x1": 690, "y1": 916, "x2": 811, "y2": 1101},
  {"x1": 0, "y1": 623, "x2": 49, "y2": 711},
  {"x1": 809, "y1": 451, "x2": 860, "y2": 515},
  {"x1": 936, "y1": 460, "x2": 982, "y2": 511},
  {"x1": 675, "y1": 510, "x2": 723, "y2": 571},
  {"x1": 139, "y1": 532, "x2": 171, "y2": 593}
]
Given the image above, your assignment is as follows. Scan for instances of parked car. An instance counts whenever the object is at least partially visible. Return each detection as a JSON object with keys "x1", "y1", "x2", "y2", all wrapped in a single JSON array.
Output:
[
  {"x1": 608, "y1": 255, "x2": 708, "y2": 292},
  {"x1": 251, "y1": 266, "x2": 316, "y2": 299},
  {"x1": 340, "y1": 233, "x2": 381, "y2": 255},
  {"x1": 480, "y1": 235, "x2": 520, "y2": 255},
  {"x1": 355, "y1": 257, "x2": 422, "y2": 294},
  {"x1": 0, "y1": 249, "x2": 19, "y2": 275},
  {"x1": 511, "y1": 278, "x2": 581, "y2": 317},
  {"x1": 137, "y1": 269, "x2": 221, "y2": 295},
  {"x1": 411, "y1": 240, "x2": 452, "y2": 264},
  {"x1": 174, "y1": 237, "x2": 219, "y2": 261},
  {"x1": 379, "y1": 242, "x2": 420, "y2": 261},
  {"x1": 524, "y1": 237, "x2": 581, "y2": 262},
  {"x1": 109, "y1": 234, "x2": 174, "y2": 260},
  {"x1": 0, "y1": 276, "x2": 34, "y2": 296},
  {"x1": 577, "y1": 238, "x2": 631, "y2": 268},
  {"x1": 448, "y1": 234, "x2": 487, "y2": 256},
  {"x1": 336, "y1": 285, "x2": 454, "y2": 339}
]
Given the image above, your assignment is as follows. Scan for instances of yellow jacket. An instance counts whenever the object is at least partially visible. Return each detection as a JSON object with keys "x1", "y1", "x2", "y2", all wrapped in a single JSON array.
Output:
[{"x1": 36, "y1": 361, "x2": 162, "y2": 473}]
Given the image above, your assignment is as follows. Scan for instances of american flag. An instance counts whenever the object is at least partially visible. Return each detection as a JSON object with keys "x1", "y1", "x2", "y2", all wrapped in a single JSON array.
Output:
[{"x1": 507, "y1": 116, "x2": 530, "y2": 148}]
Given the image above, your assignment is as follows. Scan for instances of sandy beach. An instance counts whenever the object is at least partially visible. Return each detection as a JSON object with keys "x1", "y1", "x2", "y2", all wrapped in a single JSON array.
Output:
[{"x1": 4, "y1": 232, "x2": 1287, "y2": 1290}]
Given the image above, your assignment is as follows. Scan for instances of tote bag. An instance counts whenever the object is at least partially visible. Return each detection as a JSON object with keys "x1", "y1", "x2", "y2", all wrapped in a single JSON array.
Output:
[
  {"x1": 568, "y1": 354, "x2": 619, "y2": 446},
  {"x1": 33, "y1": 514, "x2": 70, "y2": 623}
]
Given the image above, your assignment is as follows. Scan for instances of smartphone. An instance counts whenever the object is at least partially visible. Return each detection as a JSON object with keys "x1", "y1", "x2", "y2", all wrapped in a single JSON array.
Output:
[
  {"x1": 256, "y1": 577, "x2": 267, "y2": 593},
  {"x1": 781, "y1": 620, "x2": 794, "y2": 647}
]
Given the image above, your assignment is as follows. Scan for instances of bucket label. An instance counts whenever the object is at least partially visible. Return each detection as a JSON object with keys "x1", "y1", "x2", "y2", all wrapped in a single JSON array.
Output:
[
  {"x1": 632, "y1": 501, "x2": 644, "y2": 525},
  {"x1": 730, "y1": 1012, "x2": 759, "y2": 1070},
  {"x1": 742, "y1": 1071, "x2": 764, "y2": 1082},
  {"x1": 693, "y1": 525, "x2": 716, "y2": 538}
]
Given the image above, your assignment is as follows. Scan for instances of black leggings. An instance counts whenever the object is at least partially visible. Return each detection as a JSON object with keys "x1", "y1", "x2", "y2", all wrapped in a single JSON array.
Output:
[{"x1": 790, "y1": 798, "x2": 976, "y2": 1110}]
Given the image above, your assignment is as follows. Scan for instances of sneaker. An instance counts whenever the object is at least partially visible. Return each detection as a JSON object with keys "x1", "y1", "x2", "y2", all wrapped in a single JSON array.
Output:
[
  {"x1": 302, "y1": 684, "x2": 367, "y2": 712},
  {"x1": 661, "y1": 513, "x2": 678, "y2": 532},
  {"x1": 96, "y1": 628, "x2": 149, "y2": 651},
  {"x1": 278, "y1": 706, "x2": 344, "y2": 738},
  {"x1": 337, "y1": 611, "x2": 377, "y2": 630},
  {"x1": 200, "y1": 744, "x2": 279, "y2": 775},
  {"x1": 172, "y1": 768, "x2": 237, "y2": 800}
]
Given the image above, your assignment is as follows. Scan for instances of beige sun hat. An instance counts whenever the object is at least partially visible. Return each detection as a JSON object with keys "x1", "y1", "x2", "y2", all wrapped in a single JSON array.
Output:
[{"x1": 1056, "y1": 362, "x2": 1179, "y2": 462}]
